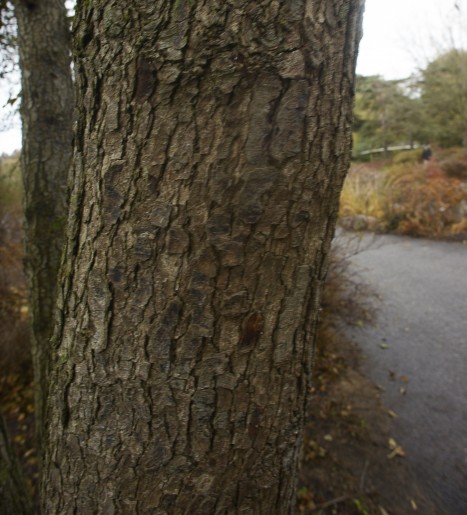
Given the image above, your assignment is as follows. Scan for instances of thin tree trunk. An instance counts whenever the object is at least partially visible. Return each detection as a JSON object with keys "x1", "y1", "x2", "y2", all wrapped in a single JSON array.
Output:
[
  {"x1": 43, "y1": 1, "x2": 364, "y2": 512},
  {"x1": 13, "y1": 0, "x2": 74, "y2": 447}
]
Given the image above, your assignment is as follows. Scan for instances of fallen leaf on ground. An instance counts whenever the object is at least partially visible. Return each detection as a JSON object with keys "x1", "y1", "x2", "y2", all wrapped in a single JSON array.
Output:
[
  {"x1": 388, "y1": 438, "x2": 406, "y2": 459},
  {"x1": 24, "y1": 448, "x2": 35, "y2": 458}
]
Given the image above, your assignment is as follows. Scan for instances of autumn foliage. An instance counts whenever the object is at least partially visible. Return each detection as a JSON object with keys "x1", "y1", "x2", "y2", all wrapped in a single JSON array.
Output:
[
  {"x1": 340, "y1": 149, "x2": 467, "y2": 239},
  {"x1": 0, "y1": 157, "x2": 37, "y2": 498}
]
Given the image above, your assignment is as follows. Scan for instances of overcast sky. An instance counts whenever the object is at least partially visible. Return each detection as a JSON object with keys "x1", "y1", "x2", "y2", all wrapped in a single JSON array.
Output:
[
  {"x1": 1, "y1": 0, "x2": 466, "y2": 154},
  {"x1": 357, "y1": 0, "x2": 466, "y2": 78}
]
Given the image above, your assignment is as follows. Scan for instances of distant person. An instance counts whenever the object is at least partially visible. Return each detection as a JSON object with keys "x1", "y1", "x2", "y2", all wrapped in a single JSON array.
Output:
[{"x1": 422, "y1": 145, "x2": 432, "y2": 165}]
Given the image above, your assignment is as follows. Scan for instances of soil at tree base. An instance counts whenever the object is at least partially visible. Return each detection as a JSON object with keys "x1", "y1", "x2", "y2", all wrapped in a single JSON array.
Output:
[{"x1": 298, "y1": 333, "x2": 441, "y2": 515}]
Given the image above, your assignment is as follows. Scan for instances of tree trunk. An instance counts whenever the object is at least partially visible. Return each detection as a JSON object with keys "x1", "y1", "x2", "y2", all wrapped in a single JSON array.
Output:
[
  {"x1": 13, "y1": 0, "x2": 74, "y2": 446},
  {"x1": 43, "y1": 1, "x2": 364, "y2": 512}
]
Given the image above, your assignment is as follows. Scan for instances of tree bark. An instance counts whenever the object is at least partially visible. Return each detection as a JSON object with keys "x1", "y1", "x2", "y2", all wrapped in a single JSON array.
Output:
[
  {"x1": 43, "y1": 1, "x2": 364, "y2": 512},
  {"x1": 13, "y1": 0, "x2": 74, "y2": 446}
]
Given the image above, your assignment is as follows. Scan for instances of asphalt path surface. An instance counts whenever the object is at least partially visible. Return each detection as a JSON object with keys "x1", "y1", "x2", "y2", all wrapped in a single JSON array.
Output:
[{"x1": 344, "y1": 234, "x2": 467, "y2": 514}]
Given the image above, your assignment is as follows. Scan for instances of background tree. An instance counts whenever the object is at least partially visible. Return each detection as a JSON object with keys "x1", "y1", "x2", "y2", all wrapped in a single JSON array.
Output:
[
  {"x1": 0, "y1": 0, "x2": 72, "y2": 507},
  {"x1": 388, "y1": 82, "x2": 425, "y2": 148},
  {"x1": 42, "y1": 0, "x2": 364, "y2": 512},
  {"x1": 0, "y1": 0, "x2": 19, "y2": 136},
  {"x1": 353, "y1": 75, "x2": 423, "y2": 154},
  {"x1": 0, "y1": 7, "x2": 26, "y2": 510},
  {"x1": 12, "y1": 0, "x2": 74, "y2": 447},
  {"x1": 0, "y1": 0, "x2": 16, "y2": 80},
  {"x1": 420, "y1": 49, "x2": 467, "y2": 147}
]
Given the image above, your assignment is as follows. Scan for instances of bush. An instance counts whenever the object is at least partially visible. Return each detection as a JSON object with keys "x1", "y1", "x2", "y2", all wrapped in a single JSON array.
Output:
[
  {"x1": 392, "y1": 148, "x2": 422, "y2": 165},
  {"x1": 320, "y1": 236, "x2": 376, "y2": 328},
  {"x1": 440, "y1": 157, "x2": 467, "y2": 180},
  {"x1": 0, "y1": 159, "x2": 30, "y2": 374},
  {"x1": 339, "y1": 157, "x2": 467, "y2": 239},
  {"x1": 382, "y1": 163, "x2": 466, "y2": 237}
]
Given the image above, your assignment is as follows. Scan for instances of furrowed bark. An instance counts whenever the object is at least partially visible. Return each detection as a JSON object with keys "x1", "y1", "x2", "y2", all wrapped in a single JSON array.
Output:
[
  {"x1": 13, "y1": 0, "x2": 74, "y2": 447},
  {"x1": 43, "y1": 1, "x2": 364, "y2": 512}
]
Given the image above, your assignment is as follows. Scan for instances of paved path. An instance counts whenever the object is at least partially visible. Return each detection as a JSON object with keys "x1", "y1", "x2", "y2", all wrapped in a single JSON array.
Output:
[{"x1": 345, "y1": 234, "x2": 467, "y2": 514}]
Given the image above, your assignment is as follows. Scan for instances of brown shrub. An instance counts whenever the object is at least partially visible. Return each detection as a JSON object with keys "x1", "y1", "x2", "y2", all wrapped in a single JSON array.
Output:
[
  {"x1": 340, "y1": 157, "x2": 467, "y2": 239},
  {"x1": 440, "y1": 158, "x2": 467, "y2": 180},
  {"x1": 0, "y1": 239, "x2": 31, "y2": 373},
  {"x1": 0, "y1": 170, "x2": 31, "y2": 374},
  {"x1": 319, "y1": 236, "x2": 377, "y2": 332},
  {"x1": 383, "y1": 164, "x2": 467, "y2": 238}
]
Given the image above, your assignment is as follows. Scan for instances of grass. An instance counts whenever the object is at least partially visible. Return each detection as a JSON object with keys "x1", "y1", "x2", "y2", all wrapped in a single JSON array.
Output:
[
  {"x1": 0, "y1": 155, "x2": 22, "y2": 208},
  {"x1": 339, "y1": 166, "x2": 385, "y2": 226}
]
